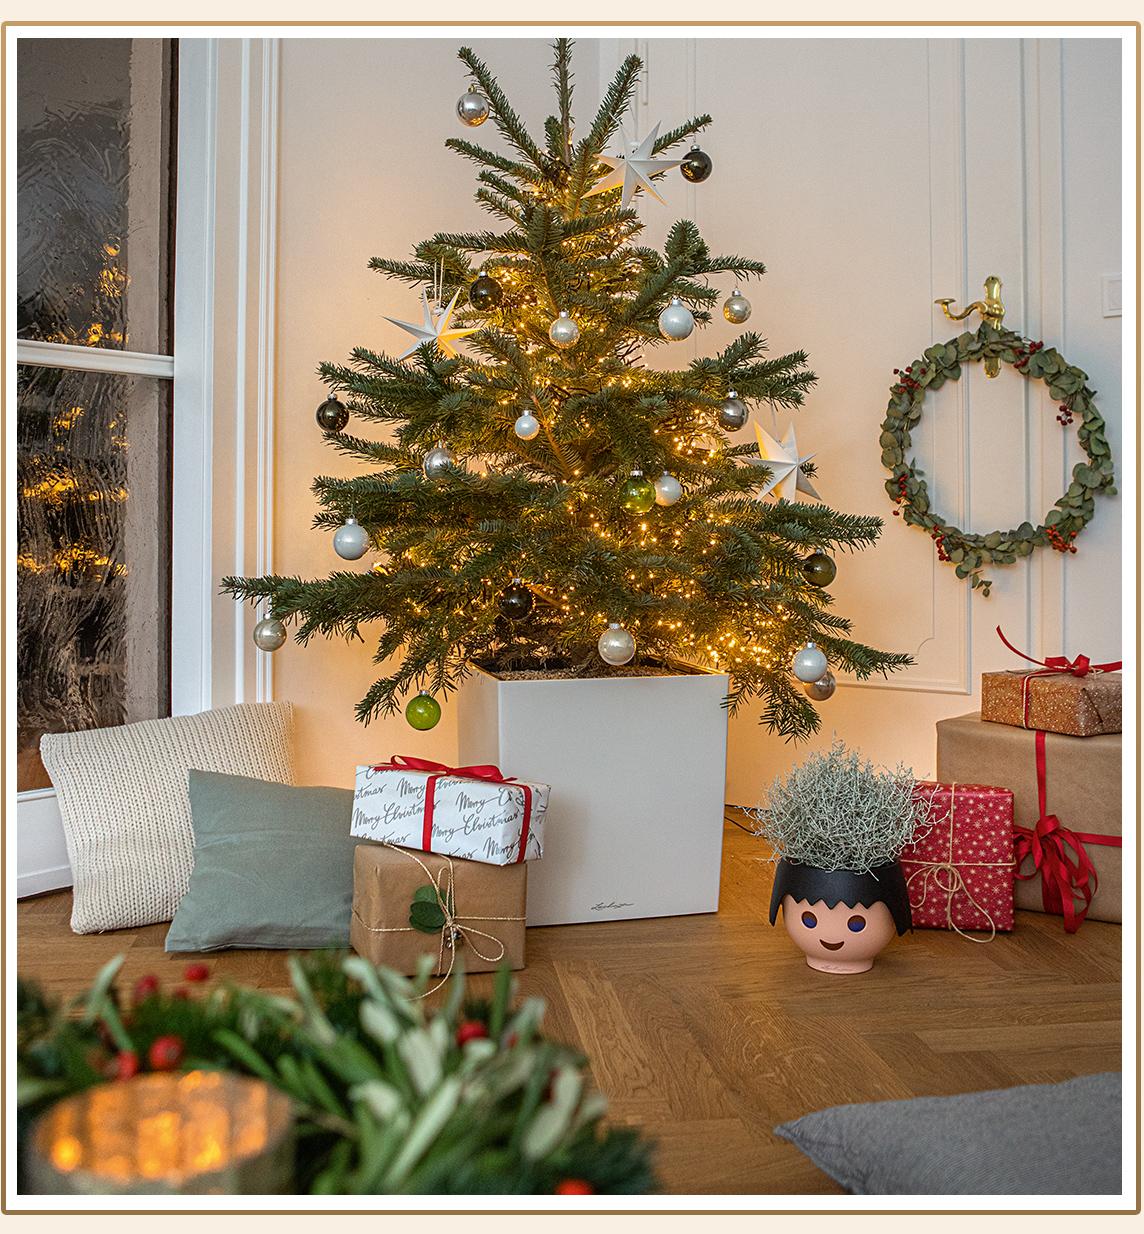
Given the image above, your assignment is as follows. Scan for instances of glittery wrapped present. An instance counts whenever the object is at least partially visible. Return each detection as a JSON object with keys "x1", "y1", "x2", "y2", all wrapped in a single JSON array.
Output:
[
  {"x1": 982, "y1": 627, "x2": 1122, "y2": 736},
  {"x1": 899, "y1": 783, "x2": 1015, "y2": 937},
  {"x1": 981, "y1": 670, "x2": 1121, "y2": 737}
]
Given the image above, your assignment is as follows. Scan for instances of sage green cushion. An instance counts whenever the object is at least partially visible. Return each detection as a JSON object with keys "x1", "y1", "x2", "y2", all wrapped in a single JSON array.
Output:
[{"x1": 165, "y1": 770, "x2": 357, "y2": 952}]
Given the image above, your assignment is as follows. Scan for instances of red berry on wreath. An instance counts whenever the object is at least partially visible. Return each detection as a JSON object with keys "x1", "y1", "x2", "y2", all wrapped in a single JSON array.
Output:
[
  {"x1": 456, "y1": 1020, "x2": 489, "y2": 1046},
  {"x1": 148, "y1": 1035, "x2": 184, "y2": 1071},
  {"x1": 184, "y1": 963, "x2": 210, "y2": 983},
  {"x1": 555, "y1": 1179, "x2": 596, "y2": 1195},
  {"x1": 112, "y1": 1050, "x2": 140, "y2": 1081},
  {"x1": 133, "y1": 974, "x2": 160, "y2": 1002}
]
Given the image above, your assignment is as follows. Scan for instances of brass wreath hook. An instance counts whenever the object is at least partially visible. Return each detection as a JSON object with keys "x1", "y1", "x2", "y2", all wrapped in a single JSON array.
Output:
[{"x1": 935, "y1": 276, "x2": 1005, "y2": 377}]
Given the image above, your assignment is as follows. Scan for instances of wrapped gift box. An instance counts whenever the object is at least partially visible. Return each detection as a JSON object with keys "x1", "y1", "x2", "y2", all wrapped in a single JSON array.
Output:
[
  {"x1": 350, "y1": 842, "x2": 527, "y2": 975},
  {"x1": 936, "y1": 712, "x2": 1121, "y2": 925},
  {"x1": 981, "y1": 669, "x2": 1121, "y2": 737},
  {"x1": 351, "y1": 757, "x2": 549, "y2": 865},
  {"x1": 901, "y1": 782, "x2": 1016, "y2": 936}
]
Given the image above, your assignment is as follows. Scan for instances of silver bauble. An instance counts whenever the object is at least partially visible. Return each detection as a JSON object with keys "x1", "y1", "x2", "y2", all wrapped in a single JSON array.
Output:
[
  {"x1": 657, "y1": 297, "x2": 695, "y2": 341},
  {"x1": 252, "y1": 616, "x2": 287, "y2": 652},
  {"x1": 654, "y1": 472, "x2": 683, "y2": 506},
  {"x1": 803, "y1": 669, "x2": 837, "y2": 702},
  {"x1": 598, "y1": 622, "x2": 636, "y2": 666},
  {"x1": 723, "y1": 289, "x2": 752, "y2": 324},
  {"x1": 792, "y1": 641, "x2": 829, "y2": 683},
  {"x1": 423, "y1": 445, "x2": 456, "y2": 479},
  {"x1": 456, "y1": 90, "x2": 490, "y2": 127},
  {"x1": 514, "y1": 412, "x2": 540, "y2": 441},
  {"x1": 548, "y1": 310, "x2": 580, "y2": 349},
  {"x1": 333, "y1": 517, "x2": 369, "y2": 561},
  {"x1": 718, "y1": 390, "x2": 748, "y2": 430}
]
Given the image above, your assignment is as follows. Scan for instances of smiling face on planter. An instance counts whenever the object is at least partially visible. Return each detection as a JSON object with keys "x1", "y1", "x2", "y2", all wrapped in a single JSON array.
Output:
[{"x1": 781, "y1": 896, "x2": 898, "y2": 974}]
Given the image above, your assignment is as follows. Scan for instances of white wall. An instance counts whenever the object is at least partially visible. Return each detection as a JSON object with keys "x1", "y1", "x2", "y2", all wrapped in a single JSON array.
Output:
[{"x1": 266, "y1": 36, "x2": 1123, "y2": 799}]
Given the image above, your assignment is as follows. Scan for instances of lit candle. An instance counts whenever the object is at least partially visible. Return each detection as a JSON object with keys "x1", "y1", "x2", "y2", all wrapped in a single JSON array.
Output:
[{"x1": 28, "y1": 1072, "x2": 293, "y2": 1195}]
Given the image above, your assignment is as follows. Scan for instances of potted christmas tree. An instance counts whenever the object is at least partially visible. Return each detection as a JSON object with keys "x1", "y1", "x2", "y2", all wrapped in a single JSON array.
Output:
[
  {"x1": 753, "y1": 742, "x2": 934, "y2": 974},
  {"x1": 225, "y1": 41, "x2": 909, "y2": 925}
]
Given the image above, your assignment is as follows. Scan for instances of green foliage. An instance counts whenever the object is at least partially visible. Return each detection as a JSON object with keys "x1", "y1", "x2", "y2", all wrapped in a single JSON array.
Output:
[
  {"x1": 17, "y1": 954, "x2": 655, "y2": 1196},
  {"x1": 750, "y1": 740, "x2": 935, "y2": 873},
  {"x1": 223, "y1": 39, "x2": 910, "y2": 741},
  {"x1": 880, "y1": 325, "x2": 1116, "y2": 594}
]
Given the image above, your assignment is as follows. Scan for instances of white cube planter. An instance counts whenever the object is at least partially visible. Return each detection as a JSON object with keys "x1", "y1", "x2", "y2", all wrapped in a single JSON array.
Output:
[{"x1": 458, "y1": 666, "x2": 729, "y2": 926}]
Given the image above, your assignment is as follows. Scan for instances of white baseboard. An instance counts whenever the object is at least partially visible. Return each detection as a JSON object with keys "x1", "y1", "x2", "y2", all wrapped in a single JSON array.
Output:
[
  {"x1": 18, "y1": 864, "x2": 73, "y2": 899},
  {"x1": 17, "y1": 789, "x2": 73, "y2": 897}
]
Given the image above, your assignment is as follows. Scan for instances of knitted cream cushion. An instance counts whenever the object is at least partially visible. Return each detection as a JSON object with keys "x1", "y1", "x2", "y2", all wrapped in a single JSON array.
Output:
[{"x1": 40, "y1": 702, "x2": 296, "y2": 934}]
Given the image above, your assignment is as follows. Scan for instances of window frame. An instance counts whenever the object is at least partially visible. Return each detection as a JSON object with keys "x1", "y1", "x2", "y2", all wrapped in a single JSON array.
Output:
[{"x1": 15, "y1": 37, "x2": 281, "y2": 895}]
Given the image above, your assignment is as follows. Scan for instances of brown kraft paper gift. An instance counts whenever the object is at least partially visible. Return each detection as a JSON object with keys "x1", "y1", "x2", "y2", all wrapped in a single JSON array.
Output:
[
  {"x1": 936, "y1": 712, "x2": 1121, "y2": 924},
  {"x1": 981, "y1": 669, "x2": 1121, "y2": 737},
  {"x1": 351, "y1": 843, "x2": 527, "y2": 976}
]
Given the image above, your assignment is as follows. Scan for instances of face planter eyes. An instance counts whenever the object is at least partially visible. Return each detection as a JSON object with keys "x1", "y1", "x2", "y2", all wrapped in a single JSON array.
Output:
[{"x1": 781, "y1": 896, "x2": 897, "y2": 974}]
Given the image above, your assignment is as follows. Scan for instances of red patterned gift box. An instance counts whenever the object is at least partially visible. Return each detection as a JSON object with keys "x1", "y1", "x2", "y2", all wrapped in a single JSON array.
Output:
[{"x1": 900, "y1": 783, "x2": 1015, "y2": 938}]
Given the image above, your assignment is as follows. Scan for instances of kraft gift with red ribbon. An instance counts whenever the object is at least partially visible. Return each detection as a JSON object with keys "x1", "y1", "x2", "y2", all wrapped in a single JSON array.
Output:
[
  {"x1": 351, "y1": 755, "x2": 550, "y2": 866},
  {"x1": 981, "y1": 626, "x2": 1122, "y2": 737},
  {"x1": 1011, "y1": 729, "x2": 1122, "y2": 932},
  {"x1": 900, "y1": 782, "x2": 1016, "y2": 939},
  {"x1": 936, "y1": 712, "x2": 1122, "y2": 926}
]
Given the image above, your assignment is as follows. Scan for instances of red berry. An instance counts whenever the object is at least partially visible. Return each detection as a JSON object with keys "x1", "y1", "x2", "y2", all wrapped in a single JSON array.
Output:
[
  {"x1": 133, "y1": 975, "x2": 160, "y2": 1002},
  {"x1": 112, "y1": 1050, "x2": 140, "y2": 1081},
  {"x1": 148, "y1": 1035, "x2": 184, "y2": 1071},
  {"x1": 183, "y1": 963, "x2": 210, "y2": 983},
  {"x1": 455, "y1": 1020, "x2": 489, "y2": 1046},
  {"x1": 555, "y1": 1179, "x2": 595, "y2": 1195}
]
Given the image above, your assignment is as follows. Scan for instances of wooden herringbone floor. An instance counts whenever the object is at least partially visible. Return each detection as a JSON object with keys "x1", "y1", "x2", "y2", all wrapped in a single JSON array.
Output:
[{"x1": 16, "y1": 818, "x2": 1122, "y2": 1195}]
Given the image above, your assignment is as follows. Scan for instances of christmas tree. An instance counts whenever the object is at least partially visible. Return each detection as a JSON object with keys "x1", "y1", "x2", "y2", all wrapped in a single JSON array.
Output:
[{"x1": 225, "y1": 40, "x2": 909, "y2": 739}]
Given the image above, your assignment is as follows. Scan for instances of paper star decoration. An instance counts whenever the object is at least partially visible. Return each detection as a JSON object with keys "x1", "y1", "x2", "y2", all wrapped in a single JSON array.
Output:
[
  {"x1": 752, "y1": 420, "x2": 821, "y2": 501},
  {"x1": 583, "y1": 123, "x2": 683, "y2": 207},
  {"x1": 384, "y1": 288, "x2": 479, "y2": 360}
]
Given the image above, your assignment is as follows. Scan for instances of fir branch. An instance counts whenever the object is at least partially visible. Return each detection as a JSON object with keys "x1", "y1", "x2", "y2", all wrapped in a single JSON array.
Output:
[{"x1": 457, "y1": 46, "x2": 546, "y2": 171}]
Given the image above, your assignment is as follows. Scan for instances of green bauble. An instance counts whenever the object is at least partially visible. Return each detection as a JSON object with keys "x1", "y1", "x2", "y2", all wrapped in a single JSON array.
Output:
[
  {"x1": 620, "y1": 470, "x2": 656, "y2": 515},
  {"x1": 405, "y1": 692, "x2": 442, "y2": 731},
  {"x1": 801, "y1": 552, "x2": 838, "y2": 588}
]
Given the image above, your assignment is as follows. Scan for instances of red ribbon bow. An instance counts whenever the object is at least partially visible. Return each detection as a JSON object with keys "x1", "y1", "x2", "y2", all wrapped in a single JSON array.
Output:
[
  {"x1": 371, "y1": 755, "x2": 533, "y2": 863},
  {"x1": 1011, "y1": 730, "x2": 1121, "y2": 933},
  {"x1": 995, "y1": 625, "x2": 1121, "y2": 677}
]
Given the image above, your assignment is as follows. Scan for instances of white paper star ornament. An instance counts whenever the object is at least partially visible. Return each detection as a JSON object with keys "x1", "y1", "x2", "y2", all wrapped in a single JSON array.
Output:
[
  {"x1": 583, "y1": 123, "x2": 683, "y2": 208},
  {"x1": 385, "y1": 288, "x2": 479, "y2": 361},
  {"x1": 752, "y1": 420, "x2": 821, "y2": 501}
]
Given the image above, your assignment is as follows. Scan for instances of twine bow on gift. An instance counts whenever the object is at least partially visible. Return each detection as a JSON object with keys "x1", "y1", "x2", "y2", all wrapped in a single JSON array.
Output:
[
  {"x1": 371, "y1": 755, "x2": 534, "y2": 863},
  {"x1": 1012, "y1": 729, "x2": 1122, "y2": 933},
  {"x1": 904, "y1": 785, "x2": 1013, "y2": 943},
  {"x1": 352, "y1": 843, "x2": 524, "y2": 998},
  {"x1": 995, "y1": 626, "x2": 1122, "y2": 729}
]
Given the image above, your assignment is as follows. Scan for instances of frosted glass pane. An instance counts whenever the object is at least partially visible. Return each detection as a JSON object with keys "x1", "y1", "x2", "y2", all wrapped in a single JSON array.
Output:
[
  {"x1": 17, "y1": 365, "x2": 170, "y2": 790},
  {"x1": 17, "y1": 38, "x2": 175, "y2": 354}
]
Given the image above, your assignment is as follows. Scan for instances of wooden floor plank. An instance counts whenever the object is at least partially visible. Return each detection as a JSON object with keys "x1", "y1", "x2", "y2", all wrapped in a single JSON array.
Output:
[{"x1": 16, "y1": 821, "x2": 1122, "y2": 1195}]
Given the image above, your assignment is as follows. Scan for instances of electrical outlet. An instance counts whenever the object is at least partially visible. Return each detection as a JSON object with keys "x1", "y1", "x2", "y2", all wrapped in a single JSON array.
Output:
[{"x1": 1101, "y1": 274, "x2": 1122, "y2": 318}]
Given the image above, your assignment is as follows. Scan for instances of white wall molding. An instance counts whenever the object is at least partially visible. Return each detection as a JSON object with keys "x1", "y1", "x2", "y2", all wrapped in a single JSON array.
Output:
[{"x1": 172, "y1": 37, "x2": 280, "y2": 717}]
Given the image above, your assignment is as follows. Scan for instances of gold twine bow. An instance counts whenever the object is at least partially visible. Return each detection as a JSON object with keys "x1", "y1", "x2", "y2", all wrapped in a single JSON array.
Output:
[
  {"x1": 904, "y1": 785, "x2": 1014, "y2": 944},
  {"x1": 352, "y1": 843, "x2": 524, "y2": 998}
]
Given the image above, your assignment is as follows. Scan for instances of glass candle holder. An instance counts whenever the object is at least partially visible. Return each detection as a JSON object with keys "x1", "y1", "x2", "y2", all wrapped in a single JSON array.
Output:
[{"x1": 28, "y1": 1071, "x2": 294, "y2": 1195}]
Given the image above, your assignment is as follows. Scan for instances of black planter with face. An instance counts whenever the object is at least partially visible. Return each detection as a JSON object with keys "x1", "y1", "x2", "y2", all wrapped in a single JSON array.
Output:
[{"x1": 768, "y1": 858, "x2": 912, "y2": 974}]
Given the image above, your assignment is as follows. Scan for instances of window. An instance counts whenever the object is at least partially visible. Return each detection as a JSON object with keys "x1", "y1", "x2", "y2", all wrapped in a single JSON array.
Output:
[{"x1": 16, "y1": 38, "x2": 177, "y2": 791}]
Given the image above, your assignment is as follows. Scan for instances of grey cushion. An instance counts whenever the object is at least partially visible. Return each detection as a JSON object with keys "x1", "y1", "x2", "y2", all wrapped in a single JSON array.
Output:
[
  {"x1": 776, "y1": 1072, "x2": 1121, "y2": 1195},
  {"x1": 165, "y1": 770, "x2": 357, "y2": 952}
]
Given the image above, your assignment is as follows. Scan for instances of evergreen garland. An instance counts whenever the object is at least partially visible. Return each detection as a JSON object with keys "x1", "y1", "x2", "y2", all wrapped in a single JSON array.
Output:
[
  {"x1": 17, "y1": 954, "x2": 655, "y2": 1195},
  {"x1": 224, "y1": 39, "x2": 911, "y2": 740}
]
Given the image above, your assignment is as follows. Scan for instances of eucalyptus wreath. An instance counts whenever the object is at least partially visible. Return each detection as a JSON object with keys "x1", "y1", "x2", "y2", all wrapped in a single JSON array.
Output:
[{"x1": 879, "y1": 323, "x2": 1116, "y2": 594}]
